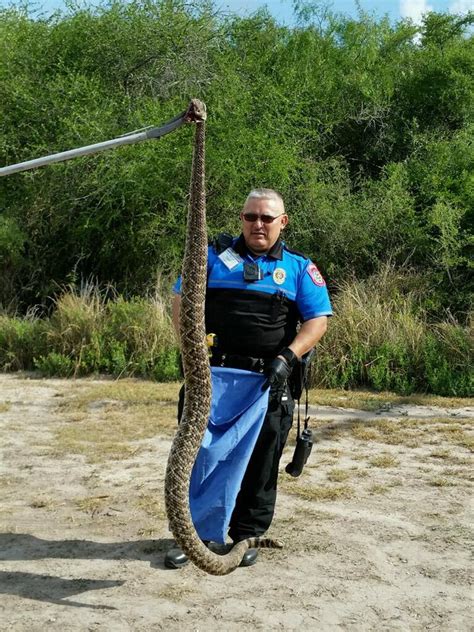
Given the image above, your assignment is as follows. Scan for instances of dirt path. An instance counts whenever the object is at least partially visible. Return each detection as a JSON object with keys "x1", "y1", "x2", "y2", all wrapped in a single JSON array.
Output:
[{"x1": 0, "y1": 374, "x2": 472, "y2": 631}]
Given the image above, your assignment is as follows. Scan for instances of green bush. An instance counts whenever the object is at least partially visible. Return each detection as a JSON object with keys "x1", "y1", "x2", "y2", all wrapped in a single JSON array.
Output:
[
  {"x1": 34, "y1": 352, "x2": 75, "y2": 377},
  {"x1": 422, "y1": 325, "x2": 473, "y2": 396},
  {"x1": 0, "y1": 273, "x2": 471, "y2": 394},
  {"x1": 0, "y1": 283, "x2": 180, "y2": 379},
  {"x1": 0, "y1": 4, "x2": 472, "y2": 315},
  {"x1": 311, "y1": 267, "x2": 472, "y2": 396},
  {"x1": 0, "y1": 314, "x2": 47, "y2": 370},
  {"x1": 366, "y1": 342, "x2": 417, "y2": 395}
]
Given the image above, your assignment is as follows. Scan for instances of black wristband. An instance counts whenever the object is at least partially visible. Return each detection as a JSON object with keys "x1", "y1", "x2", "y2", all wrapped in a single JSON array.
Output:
[{"x1": 279, "y1": 347, "x2": 298, "y2": 368}]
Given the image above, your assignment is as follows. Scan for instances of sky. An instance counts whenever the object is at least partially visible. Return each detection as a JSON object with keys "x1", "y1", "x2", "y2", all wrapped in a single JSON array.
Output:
[
  {"x1": 0, "y1": 0, "x2": 472, "y2": 24},
  {"x1": 222, "y1": 0, "x2": 473, "y2": 25}
]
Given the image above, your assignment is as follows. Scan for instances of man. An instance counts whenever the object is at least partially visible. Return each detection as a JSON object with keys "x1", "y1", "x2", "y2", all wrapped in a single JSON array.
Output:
[{"x1": 166, "y1": 188, "x2": 332, "y2": 569}]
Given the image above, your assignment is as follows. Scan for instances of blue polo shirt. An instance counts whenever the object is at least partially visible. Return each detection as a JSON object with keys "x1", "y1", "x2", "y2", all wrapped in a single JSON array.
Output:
[{"x1": 173, "y1": 235, "x2": 332, "y2": 358}]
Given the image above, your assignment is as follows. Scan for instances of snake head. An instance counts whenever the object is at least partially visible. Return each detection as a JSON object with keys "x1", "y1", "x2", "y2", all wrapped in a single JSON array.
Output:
[{"x1": 184, "y1": 99, "x2": 207, "y2": 124}]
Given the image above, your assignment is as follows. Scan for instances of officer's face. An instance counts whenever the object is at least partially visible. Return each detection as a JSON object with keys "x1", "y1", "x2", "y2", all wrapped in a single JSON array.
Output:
[{"x1": 240, "y1": 198, "x2": 288, "y2": 254}]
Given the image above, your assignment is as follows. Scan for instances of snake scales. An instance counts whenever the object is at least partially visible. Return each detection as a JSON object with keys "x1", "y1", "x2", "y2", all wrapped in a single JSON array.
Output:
[{"x1": 164, "y1": 100, "x2": 282, "y2": 575}]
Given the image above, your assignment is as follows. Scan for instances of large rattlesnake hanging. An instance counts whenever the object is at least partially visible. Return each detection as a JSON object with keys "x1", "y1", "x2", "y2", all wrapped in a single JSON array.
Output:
[{"x1": 164, "y1": 99, "x2": 282, "y2": 575}]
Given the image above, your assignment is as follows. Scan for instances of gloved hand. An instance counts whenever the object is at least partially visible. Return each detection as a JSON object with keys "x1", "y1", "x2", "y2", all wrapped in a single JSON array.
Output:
[{"x1": 263, "y1": 348, "x2": 297, "y2": 390}]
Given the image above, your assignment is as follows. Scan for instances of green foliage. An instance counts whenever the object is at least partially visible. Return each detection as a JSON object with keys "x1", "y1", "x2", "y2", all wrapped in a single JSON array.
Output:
[
  {"x1": 34, "y1": 351, "x2": 75, "y2": 377},
  {"x1": 0, "y1": 313, "x2": 47, "y2": 370},
  {"x1": 0, "y1": 2, "x2": 472, "y2": 316},
  {"x1": 311, "y1": 266, "x2": 473, "y2": 396},
  {"x1": 0, "y1": 282, "x2": 180, "y2": 379},
  {"x1": 1, "y1": 273, "x2": 471, "y2": 395},
  {"x1": 0, "y1": 2, "x2": 472, "y2": 395},
  {"x1": 422, "y1": 323, "x2": 473, "y2": 396},
  {"x1": 366, "y1": 342, "x2": 417, "y2": 395},
  {"x1": 0, "y1": 215, "x2": 27, "y2": 307}
]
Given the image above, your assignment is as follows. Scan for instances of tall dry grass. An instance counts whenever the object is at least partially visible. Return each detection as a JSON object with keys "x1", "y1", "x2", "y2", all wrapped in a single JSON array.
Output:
[
  {"x1": 0, "y1": 280, "x2": 179, "y2": 380},
  {"x1": 311, "y1": 266, "x2": 472, "y2": 396},
  {"x1": 0, "y1": 269, "x2": 471, "y2": 395}
]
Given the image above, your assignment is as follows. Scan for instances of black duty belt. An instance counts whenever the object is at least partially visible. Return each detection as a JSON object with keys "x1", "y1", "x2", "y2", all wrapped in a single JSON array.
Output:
[{"x1": 210, "y1": 351, "x2": 272, "y2": 373}]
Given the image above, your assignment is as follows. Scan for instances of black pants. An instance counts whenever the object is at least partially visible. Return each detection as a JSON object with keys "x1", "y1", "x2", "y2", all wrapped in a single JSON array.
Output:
[{"x1": 177, "y1": 383, "x2": 294, "y2": 542}]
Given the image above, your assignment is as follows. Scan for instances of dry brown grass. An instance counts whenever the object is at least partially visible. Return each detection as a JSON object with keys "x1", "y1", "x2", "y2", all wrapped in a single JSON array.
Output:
[
  {"x1": 281, "y1": 476, "x2": 354, "y2": 502},
  {"x1": 136, "y1": 492, "x2": 167, "y2": 520},
  {"x1": 29, "y1": 496, "x2": 57, "y2": 510},
  {"x1": 58, "y1": 380, "x2": 181, "y2": 411},
  {"x1": 307, "y1": 388, "x2": 472, "y2": 411},
  {"x1": 444, "y1": 431, "x2": 473, "y2": 452},
  {"x1": 345, "y1": 416, "x2": 473, "y2": 451},
  {"x1": 347, "y1": 418, "x2": 419, "y2": 447},
  {"x1": 368, "y1": 484, "x2": 390, "y2": 495},
  {"x1": 353, "y1": 468, "x2": 370, "y2": 478},
  {"x1": 429, "y1": 449, "x2": 452, "y2": 460},
  {"x1": 369, "y1": 454, "x2": 400, "y2": 468},
  {"x1": 429, "y1": 478, "x2": 455, "y2": 487},
  {"x1": 351, "y1": 425, "x2": 380, "y2": 441},
  {"x1": 317, "y1": 448, "x2": 343, "y2": 459},
  {"x1": 74, "y1": 495, "x2": 111, "y2": 515},
  {"x1": 0, "y1": 402, "x2": 11, "y2": 413},
  {"x1": 53, "y1": 399, "x2": 177, "y2": 462},
  {"x1": 440, "y1": 467, "x2": 474, "y2": 481},
  {"x1": 51, "y1": 380, "x2": 180, "y2": 462},
  {"x1": 327, "y1": 468, "x2": 351, "y2": 482},
  {"x1": 156, "y1": 584, "x2": 196, "y2": 600}
]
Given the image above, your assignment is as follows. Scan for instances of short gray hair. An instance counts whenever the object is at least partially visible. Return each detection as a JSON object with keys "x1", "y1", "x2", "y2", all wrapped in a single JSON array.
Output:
[{"x1": 244, "y1": 188, "x2": 285, "y2": 212}]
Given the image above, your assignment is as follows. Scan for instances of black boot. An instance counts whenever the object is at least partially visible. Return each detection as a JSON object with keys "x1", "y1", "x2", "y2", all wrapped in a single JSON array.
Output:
[
  {"x1": 164, "y1": 547, "x2": 189, "y2": 569},
  {"x1": 207, "y1": 542, "x2": 258, "y2": 566},
  {"x1": 239, "y1": 548, "x2": 258, "y2": 567},
  {"x1": 164, "y1": 542, "x2": 258, "y2": 568},
  {"x1": 164, "y1": 541, "x2": 210, "y2": 569}
]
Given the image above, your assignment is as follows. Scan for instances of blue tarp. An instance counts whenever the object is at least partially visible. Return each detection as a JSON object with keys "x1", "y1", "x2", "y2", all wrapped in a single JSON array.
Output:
[{"x1": 189, "y1": 367, "x2": 270, "y2": 543}]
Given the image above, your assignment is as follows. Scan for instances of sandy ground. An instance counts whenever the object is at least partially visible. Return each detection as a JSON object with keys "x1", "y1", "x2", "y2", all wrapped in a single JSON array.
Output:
[{"x1": 0, "y1": 373, "x2": 472, "y2": 631}]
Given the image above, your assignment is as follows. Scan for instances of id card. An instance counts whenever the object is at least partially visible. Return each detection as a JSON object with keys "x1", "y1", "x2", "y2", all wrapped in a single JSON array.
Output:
[{"x1": 219, "y1": 247, "x2": 243, "y2": 270}]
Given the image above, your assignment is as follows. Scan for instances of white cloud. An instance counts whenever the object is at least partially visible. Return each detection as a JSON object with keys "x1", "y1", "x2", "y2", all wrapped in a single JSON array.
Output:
[
  {"x1": 449, "y1": 0, "x2": 474, "y2": 14},
  {"x1": 399, "y1": 0, "x2": 434, "y2": 24}
]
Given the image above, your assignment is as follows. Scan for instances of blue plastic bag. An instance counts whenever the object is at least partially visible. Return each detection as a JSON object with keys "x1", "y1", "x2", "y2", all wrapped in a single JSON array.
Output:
[{"x1": 189, "y1": 366, "x2": 270, "y2": 543}]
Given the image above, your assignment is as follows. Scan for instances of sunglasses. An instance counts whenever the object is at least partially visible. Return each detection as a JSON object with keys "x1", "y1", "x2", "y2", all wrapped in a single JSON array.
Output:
[{"x1": 242, "y1": 212, "x2": 285, "y2": 224}]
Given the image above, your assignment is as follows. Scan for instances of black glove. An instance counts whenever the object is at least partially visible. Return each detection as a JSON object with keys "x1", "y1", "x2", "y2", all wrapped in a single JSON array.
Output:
[{"x1": 263, "y1": 348, "x2": 297, "y2": 390}]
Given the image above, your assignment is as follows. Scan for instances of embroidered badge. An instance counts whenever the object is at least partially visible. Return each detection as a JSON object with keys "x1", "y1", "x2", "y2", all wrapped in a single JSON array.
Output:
[
  {"x1": 307, "y1": 263, "x2": 326, "y2": 286},
  {"x1": 273, "y1": 268, "x2": 286, "y2": 285}
]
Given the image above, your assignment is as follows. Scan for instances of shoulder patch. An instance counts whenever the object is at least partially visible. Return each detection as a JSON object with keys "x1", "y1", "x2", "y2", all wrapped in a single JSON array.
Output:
[{"x1": 307, "y1": 263, "x2": 326, "y2": 287}]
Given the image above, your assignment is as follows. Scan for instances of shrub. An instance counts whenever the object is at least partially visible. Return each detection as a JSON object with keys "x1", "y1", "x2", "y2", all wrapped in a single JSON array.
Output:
[
  {"x1": 311, "y1": 266, "x2": 472, "y2": 395},
  {"x1": 422, "y1": 322, "x2": 473, "y2": 396},
  {"x1": 0, "y1": 312, "x2": 47, "y2": 370},
  {"x1": 0, "y1": 272, "x2": 471, "y2": 394},
  {"x1": 34, "y1": 351, "x2": 75, "y2": 377}
]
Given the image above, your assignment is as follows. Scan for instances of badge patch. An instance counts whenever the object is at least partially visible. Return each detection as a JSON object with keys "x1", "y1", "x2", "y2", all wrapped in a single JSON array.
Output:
[
  {"x1": 273, "y1": 268, "x2": 286, "y2": 285},
  {"x1": 307, "y1": 263, "x2": 325, "y2": 286}
]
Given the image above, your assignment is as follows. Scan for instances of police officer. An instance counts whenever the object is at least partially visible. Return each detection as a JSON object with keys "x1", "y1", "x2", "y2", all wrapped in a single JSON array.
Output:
[{"x1": 166, "y1": 188, "x2": 332, "y2": 569}]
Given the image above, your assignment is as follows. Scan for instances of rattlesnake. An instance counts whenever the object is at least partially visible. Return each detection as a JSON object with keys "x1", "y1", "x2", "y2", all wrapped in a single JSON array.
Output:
[{"x1": 164, "y1": 99, "x2": 283, "y2": 575}]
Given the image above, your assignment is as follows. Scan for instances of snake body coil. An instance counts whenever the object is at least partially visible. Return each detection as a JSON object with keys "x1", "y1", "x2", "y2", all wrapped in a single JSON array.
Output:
[{"x1": 164, "y1": 100, "x2": 282, "y2": 575}]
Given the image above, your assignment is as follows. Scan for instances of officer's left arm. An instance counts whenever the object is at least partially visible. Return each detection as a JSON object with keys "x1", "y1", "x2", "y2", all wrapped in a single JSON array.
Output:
[
  {"x1": 266, "y1": 316, "x2": 328, "y2": 389},
  {"x1": 285, "y1": 259, "x2": 332, "y2": 360},
  {"x1": 286, "y1": 316, "x2": 328, "y2": 360}
]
